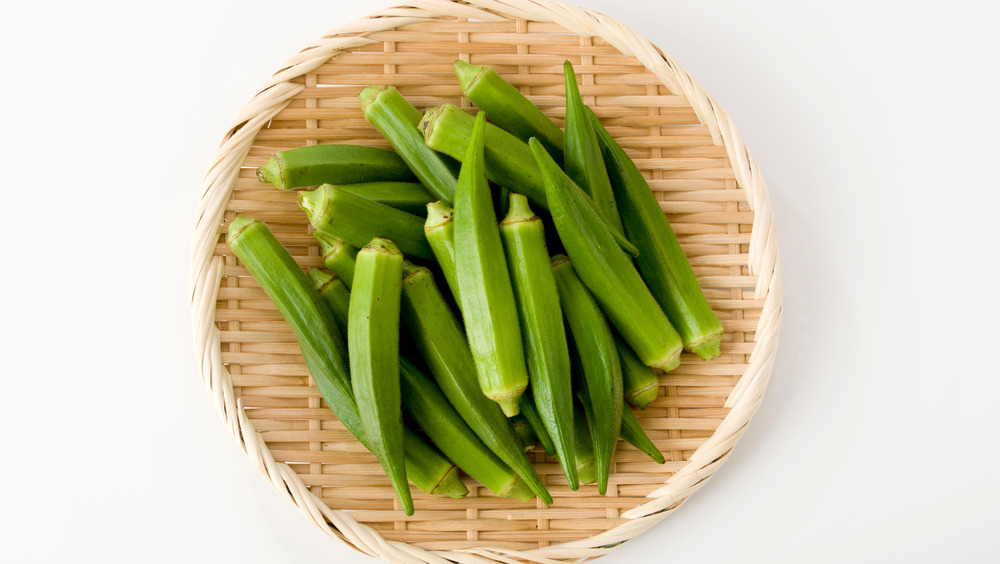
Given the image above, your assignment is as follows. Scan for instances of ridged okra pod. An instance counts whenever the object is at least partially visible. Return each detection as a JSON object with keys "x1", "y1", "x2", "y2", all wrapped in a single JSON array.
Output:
[
  {"x1": 552, "y1": 255, "x2": 622, "y2": 495},
  {"x1": 563, "y1": 61, "x2": 624, "y2": 234},
  {"x1": 620, "y1": 403, "x2": 665, "y2": 464},
  {"x1": 348, "y1": 238, "x2": 411, "y2": 515},
  {"x1": 499, "y1": 193, "x2": 577, "y2": 489},
  {"x1": 453, "y1": 60, "x2": 565, "y2": 160},
  {"x1": 453, "y1": 112, "x2": 530, "y2": 418},
  {"x1": 399, "y1": 260, "x2": 553, "y2": 505},
  {"x1": 299, "y1": 184, "x2": 433, "y2": 260},
  {"x1": 314, "y1": 231, "x2": 358, "y2": 289},
  {"x1": 338, "y1": 181, "x2": 434, "y2": 215},
  {"x1": 360, "y1": 86, "x2": 457, "y2": 204},
  {"x1": 227, "y1": 216, "x2": 464, "y2": 500},
  {"x1": 424, "y1": 201, "x2": 461, "y2": 307},
  {"x1": 617, "y1": 336, "x2": 659, "y2": 409},
  {"x1": 519, "y1": 390, "x2": 556, "y2": 457},
  {"x1": 422, "y1": 104, "x2": 639, "y2": 257},
  {"x1": 307, "y1": 268, "x2": 350, "y2": 337},
  {"x1": 531, "y1": 139, "x2": 684, "y2": 370},
  {"x1": 399, "y1": 359, "x2": 533, "y2": 501},
  {"x1": 588, "y1": 106, "x2": 725, "y2": 360},
  {"x1": 256, "y1": 144, "x2": 416, "y2": 190}
]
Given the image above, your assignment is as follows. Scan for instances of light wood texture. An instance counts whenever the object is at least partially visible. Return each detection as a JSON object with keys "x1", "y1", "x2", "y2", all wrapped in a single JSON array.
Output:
[{"x1": 190, "y1": 1, "x2": 782, "y2": 562}]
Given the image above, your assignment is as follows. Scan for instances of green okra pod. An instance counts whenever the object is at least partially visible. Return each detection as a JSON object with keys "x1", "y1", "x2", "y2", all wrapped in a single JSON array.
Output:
[
  {"x1": 617, "y1": 336, "x2": 659, "y2": 409},
  {"x1": 313, "y1": 231, "x2": 359, "y2": 289},
  {"x1": 360, "y1": 86, "x2": 457, "y2": 204},
  {"x1": 519, "y1": 390, "x2": 556, "y2": 457},
  {"x1": 256, "y1": 144, "x2": 417, "y2": 190},
  {"x1": 499, "y1": 193, "x2": 577, "y2": 489},
  {"x1": 299, "y1": 184, "x2": 434, "y2": 260},
  {"x1": 421, "y1": 104, "x2": 639, "y2": 257},
  {"x1": 563, "y1": 61, "x2": 624, "y2": 234},
  {"x1": 424, "y1": 201, "x2": 461, "y2": 307},
  {"x1": 338, "y1": 181, "x2": 435, "y2": 215},
  {"x1": 453, "y1": 60, "x2": 564, "y2": 161},
  {"x1": 552, "y1": 255, "x2": 622, "y2": 495},
  {"x1": 509, "y1": 414, "x2": 537, "y2": 452},
  {"x1": 588, "y1": 106, "x2": 725, "y2": 360},
  {"x1": 399, "y1": 260, "x2": 553, "y2": 505},
  {"x1": 620, "y1": 402, "x2": 665, "y2": 465},
  {"x1": 227, "y1": 216, "x2": 463, "y2": 501},
  {"x1": 453, "y1": 112, "x2": 529, "y2": 418},
  {"x1": 572, "y1": 401, "x2": 598, "y2": 487},
  {"x1": 531, "y1": 139, "x2": 683, "y2": 370},
  {"x1": 307, "y1": 268, "x2": 350, "y2": 338},
  {"x1": 348, "y1": 238, "x2": 411, "y2": 515},
  {"x1": 400, "y1": 359, "x2": 533, "y2": 501}
]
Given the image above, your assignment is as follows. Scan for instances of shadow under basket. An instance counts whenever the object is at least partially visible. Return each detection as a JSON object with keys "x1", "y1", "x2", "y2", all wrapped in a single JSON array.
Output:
[{"x1": 190, "y1": 1, "x2": 782, "y2": 562}]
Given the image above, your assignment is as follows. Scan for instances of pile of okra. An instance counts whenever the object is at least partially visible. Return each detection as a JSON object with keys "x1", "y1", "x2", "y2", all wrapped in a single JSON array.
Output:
[{"x1": 229, "y1": 61, "x2": 724, "y2": 515}]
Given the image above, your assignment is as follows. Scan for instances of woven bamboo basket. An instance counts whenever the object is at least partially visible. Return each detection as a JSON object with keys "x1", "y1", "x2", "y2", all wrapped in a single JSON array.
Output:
[{"x1": 190, "y1": 1, "x2": 782, "y2": 562}]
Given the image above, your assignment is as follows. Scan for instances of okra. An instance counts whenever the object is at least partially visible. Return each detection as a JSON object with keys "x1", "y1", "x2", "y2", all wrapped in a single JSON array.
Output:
[
  {"x1": 399, "y1": 358, "x2": 533, "y2": 501},
  {"x1": 424, "y1": 201, "x2": 461, "y2": 307},
  {"x1": 421, "y1": 105, "x2": 639, "y2": 257},
  {"x1": 227, "y1": 216, "x2": 463, "y2": 501},
  {"x1": 399, "y1": 260, "x2": 553, "y2": 505},
  {"x1": 453, "y1": 60, "x2": 564, "y2": 160},
  {"x1": 348, "y1": 238, "x2": 411, "y2": 515},
  {"x1": 509, "y1": 414, "x2": 537, "y2": 452},
  {"x1": 298, "y1": 184, "x2": 434, "y2": 260},
  {"x1": 499, "y1": 193, "x2": 577, "y2": 489},
  {"x1": 589, "y1": 106, "x2": 725, "y2": 360},
  {"x1": 338, "y1": 181, "x2": 434, "y2": 215},
  {"x1": 531, "y1": 139, "x2": 684, "y2": 370},
  {"x1": 307, "y1": 268, "x2": 350, "y2": 337},
  {"x1": 453, "y1": 112, "x2": 529, "y2": 418},
  {"x1": 563, "y1": 61, "x2": 623, "y2": 234},
  {"x1": 620, "y1": 402, "x2": 665, "y2": 464},
  {"x1": 360, "y1": 86, "x2": 457, "y2": 204},
  {"x1": 519, "y1": 390, "x2": 556, "y2": 457},
  {"x1": 617, "y1": 336, "x2": 659, "y2": 409},
  {"x1": 313, "y1": 231, "x2": 358, "y2": 289},
  {"x1": 572, "y1": 401, "x2": 598, "y2": 487},
  {"x1": 256, "y1": 144, "x2": 417, "y2": 190},
  {"x1": 552, "y1": 255, "x2": 622, "y2": 495}
]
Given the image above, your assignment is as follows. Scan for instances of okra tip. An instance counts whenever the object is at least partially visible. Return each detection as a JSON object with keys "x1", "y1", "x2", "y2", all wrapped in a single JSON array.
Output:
[
  {"x1": 688, "y1": 333, "x2": 723, "y2": 361},
  {"x1": 453, "y1": 59, "x2": 485, "y2": 91},
  {"x1": 433, "y1": 466, "x2": 470, "y2": 499},
  {"x1": 256, "y1": 156, "x2": 282, "y2": 188},
  {"x1": 226, "y1": 215, "x2": 259, "y2": 244},
  {"x1": 502, "y1": 477, "x2": 536, "y2": 503}
]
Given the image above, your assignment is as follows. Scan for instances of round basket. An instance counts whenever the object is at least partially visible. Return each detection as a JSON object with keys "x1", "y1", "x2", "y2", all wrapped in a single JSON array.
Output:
[{"x1": 190, "y1": 1, "x2": 782, "y2": 562}]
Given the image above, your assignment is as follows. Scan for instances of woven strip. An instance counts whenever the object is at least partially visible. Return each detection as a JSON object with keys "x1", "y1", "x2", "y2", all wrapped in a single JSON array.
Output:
[{"x1": 190, "y1": 1, "x2": 782, "y2": 562}]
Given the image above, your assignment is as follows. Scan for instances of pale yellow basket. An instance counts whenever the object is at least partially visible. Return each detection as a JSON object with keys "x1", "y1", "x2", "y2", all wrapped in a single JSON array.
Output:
[{"x1": 190, "y1": 1, "x2": 782, "y2": 562}]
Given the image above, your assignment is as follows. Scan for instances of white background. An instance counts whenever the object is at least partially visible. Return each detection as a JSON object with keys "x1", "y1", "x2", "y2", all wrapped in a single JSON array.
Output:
[{"x1": 1, "y1": 0, "x2": 998, "y2": 562}]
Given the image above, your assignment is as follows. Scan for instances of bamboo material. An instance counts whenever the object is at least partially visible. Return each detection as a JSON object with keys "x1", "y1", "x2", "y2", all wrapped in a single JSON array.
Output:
[{"x1": 193, "y1": 1, "x2": 782, "y2": 562}]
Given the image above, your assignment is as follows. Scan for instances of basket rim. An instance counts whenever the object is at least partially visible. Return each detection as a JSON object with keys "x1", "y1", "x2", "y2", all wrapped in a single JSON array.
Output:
[{"x1": 189, "y1": 1, "x2": 783, "y2": 562}]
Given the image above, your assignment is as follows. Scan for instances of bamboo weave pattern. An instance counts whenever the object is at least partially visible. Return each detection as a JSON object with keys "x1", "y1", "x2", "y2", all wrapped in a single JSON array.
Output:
[{"x1": 190, "y1": 1, "x2": 782, "y2": 562}]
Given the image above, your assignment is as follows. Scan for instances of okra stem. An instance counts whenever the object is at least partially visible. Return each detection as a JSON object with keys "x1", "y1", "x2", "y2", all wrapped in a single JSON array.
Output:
[
  {"x1": 349, "y1": 238, "x2": 411, "y2": 515},
  {"x1": 424, "y1": 201, "x2": 461, "y2": 307},
  {"x1": 499, "y1": 193, "x2": 577, "y2": 489},
  {"x1": 588, "y1": 106, "x2": 725, "y2": 360},
  {"x1": 299, "y1": 184, "x2": 433, "y2": 260},
  {"x1": 509, "y1": 414, "x2": 537, "y2": 452},
  {"x1": 616, "y1": 336, "x2": 659, "y2": 409},
  {"x1": 360, "y1": 86, "x2": 457, "y2": 204},
  {"x1": 553, "y1": 255, "x2": 622, "y2": 495},
  {"x1": 453, "y1": 112, "x2": 529, "y2": 418},
  {"x1": 563, "y1": 61, "x2": 624, "y2": 234},
  {"x1": 399, "y1": 359, "x2": 532, "y2": 501},
  {"x1": 256, "y1": 144, "x2": 416, "y2": 190},
  {"x1": 313, "y1": 232, "x2": 358, "y2": 289},
  {"x1": 453, "y1": 60, "x2": 565, "y2": 161},
  {"x1": 399, "y1": 261, "x2": 552, "y2": 505},
  {"x1": 531, "y1": 139, "x2": 683, "y2": 370}
]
